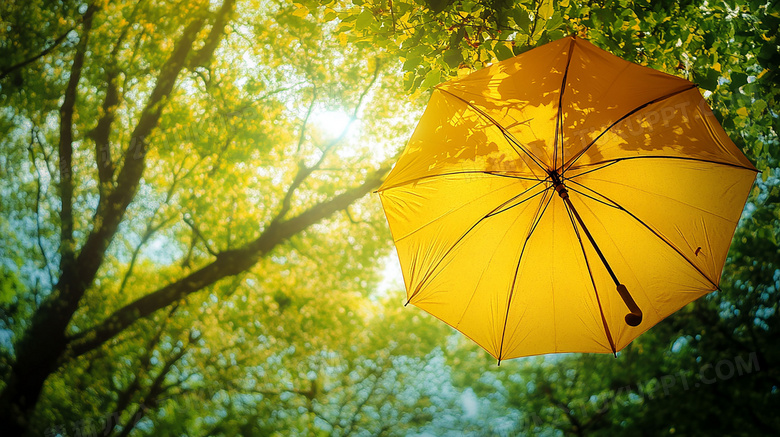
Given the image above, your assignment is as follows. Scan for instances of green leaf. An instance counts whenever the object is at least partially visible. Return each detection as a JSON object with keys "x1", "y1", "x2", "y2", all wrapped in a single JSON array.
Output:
[
  {"x1": 403, "y1": 56, "x2": 422, "y2": 71},
  {"x1": 449, "y1": 27, "x2": 466, "y2": 49},
  {"x1": 757, "y1": 42, "x2": 779, "y2": 63},
  {"x1": 539, "y1": 0, "x2": 554, "y2": 19},
  {"x1": 355, "y1": 9, "x2": 374, "y2": 30},
  {"x1": 495, "y1": 43, "x2": 514, "y2": 61},
  {"x1": 546, "y1": 12, "x2": 563, "y2": 30},
  {"x1": 548, "y1": 29, "x2": 565, "y2": 40},
  {"x1": 703, "y1": 32, "x2": 715, "y2": 50},
  {"x1": 513, "y1": 9, "x2": 532, "y2": 32},
  {"x1": 420, "y1": 69, "x2": 442, "y2": 88},
  {"x1": 443, "y1": 49, "x2": 463, "y2": 68},
  {"x1": 426, "y1": 0, "x2": 454, "y2": 14},
  {"x1": 695, "y1": 68, "x2": 721, "y2": 91},
  {"x1": 731, "y1": 72, "x2": 748, "y2": 88},
  {"x1": 323, "y1": 8, "x2": 337, "y2": 21}
]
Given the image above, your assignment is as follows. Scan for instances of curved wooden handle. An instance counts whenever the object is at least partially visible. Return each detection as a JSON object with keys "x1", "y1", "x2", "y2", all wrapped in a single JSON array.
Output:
[{"x1": 616, "y1": 284, "x2": 643, "y2": 327}]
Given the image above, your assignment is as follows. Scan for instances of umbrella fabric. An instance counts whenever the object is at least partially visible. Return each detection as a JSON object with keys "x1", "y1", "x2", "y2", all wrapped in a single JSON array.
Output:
[{"x1": 378, "y1": 35, "x2": 757, "y2": 361}]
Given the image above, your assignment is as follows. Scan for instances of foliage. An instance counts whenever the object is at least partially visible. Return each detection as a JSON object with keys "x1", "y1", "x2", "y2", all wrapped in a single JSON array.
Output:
[
  {"x1": 0, "y1": 0, "x2": 778, "y2": 436},
  {"x1": 339, "y1": 0, "x2": 779, "y2": 170}
]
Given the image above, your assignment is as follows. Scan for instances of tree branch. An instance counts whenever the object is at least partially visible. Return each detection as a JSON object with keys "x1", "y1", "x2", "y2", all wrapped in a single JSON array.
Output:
[
  {"x1": 0, "y1": 26, "x2": 75, "y2": 81},
  {"x1": 342, "y1": 371, "x2": 382, "y2": 437},
  {"x1": 116, "y1": 213, "x2": 177, "y2": 296},
  {"x1": 67, "y1": 165, "x2": 390, "y2": 358},
  {"x1": 296, "y1": 88, "x2": 317, "y2": 154},
  {"x1": 58, "y1": 2, "x2": 98, "y2": 277},
  {"x1": 73, "y1": 11, "x2": 208, "y2": 302},
  {"x1": 27, "y1": 129, "x2": 54, "y2": 289},
  {"x1": 107, "y1": 306, "x2": 177, "y2": 435},
  {"x1": 115, "y1": 330, "x2": 194, "y2": 437},
  {"x1": 118, "y1": 159, "x2": 191, "y2": 295},
  {"x1": 183, "y1": 214, "x2": 219, "y2": 257},
  {"x1": 272, "y1": 60, "x2": 382, "y2": 223},
  {"x1": 90, "y1": 0, "x2": 146, "y2": 195},
  {"x1": 188, "y1": 0, "x2": 237, "y2": 69}
]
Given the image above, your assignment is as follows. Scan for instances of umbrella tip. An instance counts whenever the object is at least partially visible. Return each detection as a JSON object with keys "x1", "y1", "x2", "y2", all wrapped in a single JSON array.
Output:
[{"x1": 497, "y1": 358, "x2": 502, "y2": 367}]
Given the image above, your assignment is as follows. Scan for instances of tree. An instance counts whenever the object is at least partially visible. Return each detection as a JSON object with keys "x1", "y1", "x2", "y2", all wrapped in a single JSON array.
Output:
[{"x1": 0, "y1": 0, "x2": 413, "y2": 434}]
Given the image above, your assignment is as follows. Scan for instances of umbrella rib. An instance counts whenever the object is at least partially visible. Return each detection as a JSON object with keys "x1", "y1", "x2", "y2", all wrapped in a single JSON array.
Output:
[
  {"x1": 563, "y1": 199, "x2": 617, "y2": 354},
  {"x1": 560, "y1": 84, "x2": 699, "y2": 174},
  {"x1": 435, "y1": 87, "x2": 550, "y2": 173},
  {"x1": 565, "y1": 184, "x2": 621, "y2": 210},
  {"x1": 563, "y1": 160, "x2": 621, "y2": 180},
  {"x1": 698, "y1": 102, "x2": 747, "y2": 164},
  {"x1": 453, "y1": 202, "x2": 533, "y2": 331},
  {"x1": 566, "y1": 155, "x2": 759, "y2": 177},
  {"x1": 405, "y1": 182, "x2": 551, "y2": 305},
  {"x1": 567, "y1": 180, "x2": 720, "y2": 289},
  {"x1": 377, "y1": 170, "x2": 543, "y2": 193},
  {"x1": 393, "y1": 179, "x2": 544, "y2": 244},
  {"x1": 571, "y1": 176, "x2": 739, "y2": 223},
  {"x1": 485, "y1": 181, "x2": 553, "y2": 217},
  {"x1": 497, "y1": 188, "x2": 555, "y2": 363},
  {"x1": 554, "y1": 37, "x2": 576, "y2": 171}
]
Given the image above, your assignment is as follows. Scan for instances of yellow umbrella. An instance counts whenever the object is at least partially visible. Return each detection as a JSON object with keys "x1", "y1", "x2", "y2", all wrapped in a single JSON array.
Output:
[{"x1": 378, "y1": 35, "x2": 757, "y2": 362}]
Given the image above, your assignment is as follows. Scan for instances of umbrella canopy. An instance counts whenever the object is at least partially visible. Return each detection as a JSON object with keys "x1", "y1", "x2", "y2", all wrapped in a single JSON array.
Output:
[{"x1": 377, "y1": 35, "x2": 757, "y2": 361}]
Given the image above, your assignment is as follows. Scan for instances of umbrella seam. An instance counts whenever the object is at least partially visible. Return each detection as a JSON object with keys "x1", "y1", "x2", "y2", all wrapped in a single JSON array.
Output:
[
  {"x1": 574, "y1": 194, "x2": 666, "y2": 325},
  {"x1": 579, "y1": 186, "x2": 720, "y2": 290},
  {"x1": 435, "y1": 87, "x2": 550, "y2": 174},
  {"x1": 567, "y1": 177, "x2": 738, "y2": 223},
  {"x1": 561, "y1": 84, "x2": 699, "y2": 174},
  {"x1": 696, "y1": 102, "x2": 757, "y2": 171},
  {"x1": 378, "y1": 170, "x2": 543, "y2": 193},
  {"x1": 453, "y1": 198, "x2": 534, "y2": 330},
  {"x1": 392, "y1": 178, "x2": 548, "y2": 243},
  {"x1": 563, "y1": 199, "x2": 617, "y2": 354},
  {"x1": 406, "y1": 187, "x2": 551, "y2": 305},
  {"x1": 485, "y1": 184, "x2": 553, "y2": 218},
  {"x1": 408, "y1": 300, "x2": 502, "y2": 360},
  {"x1": 567, "y1": 155, "x2": 759, "y2": 176},
  {"x1": 497, "y1": 188, "x2": 555, "y2": 361},
  {"x1": 565, "y1": 185, "x2": 621, "y2": 211},
  {"x1": 554, "y1": 37, "x2": 577, "y2": 171}
]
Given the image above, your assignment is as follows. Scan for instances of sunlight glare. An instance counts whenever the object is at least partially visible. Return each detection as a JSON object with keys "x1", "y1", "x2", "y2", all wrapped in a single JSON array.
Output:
[{"x1": 311, "y1": 110, "x2": 354, "y2": 139}]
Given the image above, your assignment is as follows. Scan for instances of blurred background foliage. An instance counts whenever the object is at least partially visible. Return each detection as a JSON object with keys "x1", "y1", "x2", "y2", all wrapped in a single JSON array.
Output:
[{"x1": 0, "y1": 0, "x2": 777, "y2": 436}]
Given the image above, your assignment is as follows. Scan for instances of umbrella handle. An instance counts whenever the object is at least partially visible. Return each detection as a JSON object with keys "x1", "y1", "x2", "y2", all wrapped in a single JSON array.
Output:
[
  {"x1": 617, "y1": 284, "x2": 643, "y2": 326},
  {"x1": 556, "y1": 177, "x2": 644, "y2": 328}
]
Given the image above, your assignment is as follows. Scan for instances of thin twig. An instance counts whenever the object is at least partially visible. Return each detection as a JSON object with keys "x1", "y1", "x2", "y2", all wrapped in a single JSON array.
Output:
[
  {"x1": 27, "y1": 128, "x2": 54, "y2": 289},
  {"x1": 297, "y1": 88, "x2": 317, "y2": 154},
  {"x1": 182, "y1": 214, "x2": 219, "y2": 257},
  {"x1": 272, "y1": 60, "x2": 383, "y2": 223}
]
